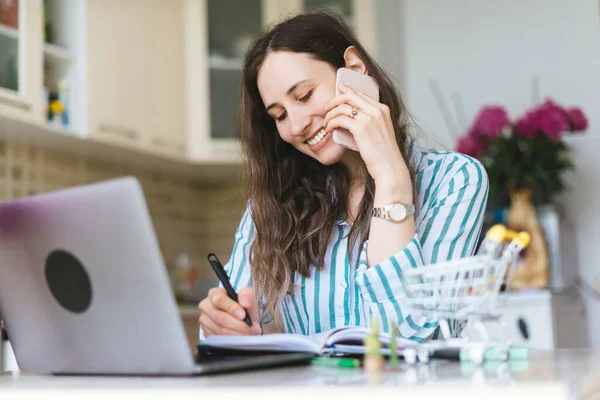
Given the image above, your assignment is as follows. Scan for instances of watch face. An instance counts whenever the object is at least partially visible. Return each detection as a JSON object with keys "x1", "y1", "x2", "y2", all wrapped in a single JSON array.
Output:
[{"x1": 388, "y1": 203, "x2": 407, "y2": 221}]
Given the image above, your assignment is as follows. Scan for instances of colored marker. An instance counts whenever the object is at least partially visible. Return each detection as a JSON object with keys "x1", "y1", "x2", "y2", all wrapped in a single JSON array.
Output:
[{"x1": 311, "y1": 357, "x2": 361, "y2": 369}]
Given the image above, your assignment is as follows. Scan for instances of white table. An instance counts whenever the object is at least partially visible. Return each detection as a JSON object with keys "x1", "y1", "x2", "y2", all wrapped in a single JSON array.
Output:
[{"x1": 0, "y1": 349, "x2": 598, "y2": 399}]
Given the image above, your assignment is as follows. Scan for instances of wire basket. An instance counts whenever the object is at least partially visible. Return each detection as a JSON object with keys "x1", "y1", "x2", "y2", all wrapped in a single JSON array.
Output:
[{"x1": 399, "y1": 225, "x2": 530, "y2": 362}]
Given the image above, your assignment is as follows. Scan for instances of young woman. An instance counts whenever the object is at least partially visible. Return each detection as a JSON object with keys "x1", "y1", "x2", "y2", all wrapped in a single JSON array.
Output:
[{"x1": 198, "y1": 11, "x2": 488, "y2": 341}]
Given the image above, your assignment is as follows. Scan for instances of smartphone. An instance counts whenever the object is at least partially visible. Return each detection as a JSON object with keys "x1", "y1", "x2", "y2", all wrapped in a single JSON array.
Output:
[{"x1": 332, "y1": 68, "x2": 380, "y2": 151}]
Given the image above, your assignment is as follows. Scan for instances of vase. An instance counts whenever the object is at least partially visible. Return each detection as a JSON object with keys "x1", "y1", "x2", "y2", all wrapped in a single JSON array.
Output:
[
  {"x1": 536, "y1": 204, "x2": 578, "y2": 291},
  {"x1": 505, "y1": 186, "x2": 549, "y2": 290}
]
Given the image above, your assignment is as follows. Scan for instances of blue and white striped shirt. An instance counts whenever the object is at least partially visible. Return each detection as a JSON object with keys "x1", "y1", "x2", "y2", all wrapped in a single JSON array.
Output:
[{"x1": 202, "y1": 140, "x2": 489, "y2": 341}]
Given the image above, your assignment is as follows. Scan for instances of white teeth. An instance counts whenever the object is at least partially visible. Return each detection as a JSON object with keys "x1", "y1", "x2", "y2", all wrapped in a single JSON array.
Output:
[{"x1": 307, "y1": 129, "x2": 327, "y2": 146}]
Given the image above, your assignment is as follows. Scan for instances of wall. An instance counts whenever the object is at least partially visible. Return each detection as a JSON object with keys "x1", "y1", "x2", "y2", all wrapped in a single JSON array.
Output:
[{"x1": 396, "y1": 0, "x2": 600, "y2": 346}]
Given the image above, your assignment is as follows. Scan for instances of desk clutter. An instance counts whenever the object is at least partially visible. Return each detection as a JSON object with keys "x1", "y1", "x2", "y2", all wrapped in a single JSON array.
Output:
[
  {"x1": 200, "y1": 317, "x2": 529, "y2": 373},
  {"x1": 200, "y1": 224, "x2": 532, "y2": 373}
]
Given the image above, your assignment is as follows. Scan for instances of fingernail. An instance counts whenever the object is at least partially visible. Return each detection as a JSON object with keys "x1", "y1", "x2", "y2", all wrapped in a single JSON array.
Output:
[{"x1": 234, "y1": 309, "x2": 245, "y2": 319}]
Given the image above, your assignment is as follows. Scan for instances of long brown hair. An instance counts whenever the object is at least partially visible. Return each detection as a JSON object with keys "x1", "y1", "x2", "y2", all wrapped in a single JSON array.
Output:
[{"x1": 239, "y1": 10, "x2": 414, "y2": 327}]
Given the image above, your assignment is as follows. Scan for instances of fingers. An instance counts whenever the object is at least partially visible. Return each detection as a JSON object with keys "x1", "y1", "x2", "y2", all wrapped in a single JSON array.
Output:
[
  {"x1": 324, "y1": 114, "x2": 357, "y2": 135},
  {"x1": 238, "y1": 287, "x2": 259, "y2": 322},
  {"x1": 339, "y1": 82, "x2": 383, "y2": 108},
  {"x1": 325, "y1": 83, "x2": 381, "y2": 114},
  {"x1": 325, "y1": 92, "x2": 372, "y2": 115},
  {"x1": 207, "y1": 287, "x2": 244, "y2": 319},
  {"x1": 199, "y1": 312, "x2": 251, "y2": 337},
  {"x1": 323, "y1": 103, "x2": 355, "y2": 127},
  {"x1": 198, "y1": 287, "x2": 261, "y2": 336},
  {"x1": 237, "y1": 287, "x2": 262, "y2": 334},
  {"x1": 199, "y1": 297, "x2": 257, "y2": 334}
]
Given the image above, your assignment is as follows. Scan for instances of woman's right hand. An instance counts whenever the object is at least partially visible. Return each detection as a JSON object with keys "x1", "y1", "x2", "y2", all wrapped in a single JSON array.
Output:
[{"x1": 198, "y1": 286, "x2": 262, "y2": 337}]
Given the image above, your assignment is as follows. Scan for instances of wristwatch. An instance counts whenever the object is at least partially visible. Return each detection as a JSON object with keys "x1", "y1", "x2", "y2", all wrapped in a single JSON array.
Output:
[{"x1": 372, "y1": 201, "x2": 415, "y2": 222}]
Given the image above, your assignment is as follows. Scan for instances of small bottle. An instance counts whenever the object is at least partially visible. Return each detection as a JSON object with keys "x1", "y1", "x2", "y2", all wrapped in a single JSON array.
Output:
[
  {"x1": 364, "y1": 318, "x2": 384, "y2": 374},
  {"x1": 49, "y1": 100, "x2": 64, "y2": 128},
  {"x1": 58, "y1": 79, "x2": 70, "y2": 127},
  {"x1": 173, "y1": 253, "x2": 193, "y2": 303}
]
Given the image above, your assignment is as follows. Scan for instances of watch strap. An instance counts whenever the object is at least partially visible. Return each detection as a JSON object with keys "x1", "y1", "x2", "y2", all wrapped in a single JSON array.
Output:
[{"x1": 372, "y1": 201, "x2": 415, "y2": 221}]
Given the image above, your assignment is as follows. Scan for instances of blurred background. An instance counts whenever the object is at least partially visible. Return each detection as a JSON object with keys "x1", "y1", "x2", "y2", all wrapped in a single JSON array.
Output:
[{"x1": 0, "y1": 0, "x2": 598, "y2": 357}]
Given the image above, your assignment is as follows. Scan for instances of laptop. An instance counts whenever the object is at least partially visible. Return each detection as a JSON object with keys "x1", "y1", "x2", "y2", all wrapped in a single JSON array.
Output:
[{"x1": 0, "y1": 177, "x2": 313, "y2": 376}]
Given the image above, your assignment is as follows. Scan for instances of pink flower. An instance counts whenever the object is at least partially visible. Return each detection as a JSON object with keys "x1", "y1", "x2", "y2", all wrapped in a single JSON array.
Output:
[
  {"x1": 470, "y1": 106, "x2": 510, "y2": 138},
  {"x1": 514, "y1": 99, "x2": 570, "y2": 141},
  {"x1": 567, "y1": 107, "x2": 588, "y2": 132},
  {"x1": 538, "y1": 100, "x2": 569, "y2": 141},
  {"x1": 514, "y1": 110, "x2": 541, "y2": 138},
  {"x1": 456, "y1": 135, "x2": 487, "y2": 158}
]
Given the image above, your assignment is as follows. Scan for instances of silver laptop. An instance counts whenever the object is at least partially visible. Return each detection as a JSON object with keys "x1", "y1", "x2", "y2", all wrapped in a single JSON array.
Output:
[{"x1": 0, "y1": 177, "x2": 313, "y2": 376}]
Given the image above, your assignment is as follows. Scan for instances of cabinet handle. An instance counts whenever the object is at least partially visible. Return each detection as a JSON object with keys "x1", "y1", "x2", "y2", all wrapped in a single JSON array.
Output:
[
  {"x1": 97, "y1": 124, "x2": 138, "y2": 140},
  {"x1": 0, "y1": 96, "x2": 31, "y2": 111},
  {"x1": 151, "y1": 136, "x2": 185, "y2": 153}
]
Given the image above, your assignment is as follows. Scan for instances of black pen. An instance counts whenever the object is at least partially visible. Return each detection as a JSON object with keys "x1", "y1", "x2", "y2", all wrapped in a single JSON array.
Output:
[{"x1": 207, "y1": 253, "x2": 253, "y2": 327}]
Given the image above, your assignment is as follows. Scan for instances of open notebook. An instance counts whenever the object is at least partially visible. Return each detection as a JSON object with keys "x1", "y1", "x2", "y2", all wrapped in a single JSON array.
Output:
[{"x1": 202, "y1": 326, "x2": 418, "y2": 355}]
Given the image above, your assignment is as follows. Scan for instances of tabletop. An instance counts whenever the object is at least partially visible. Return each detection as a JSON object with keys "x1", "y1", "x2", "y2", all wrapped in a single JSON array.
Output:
[{"x1": 0, "y1": 349, "x2": 599, "y2": 399}]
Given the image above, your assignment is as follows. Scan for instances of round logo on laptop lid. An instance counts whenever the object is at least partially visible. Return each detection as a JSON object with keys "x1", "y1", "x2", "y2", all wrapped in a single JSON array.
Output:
[{"x1": 45, "y1": 249, "x2": 93, "y2": 313}]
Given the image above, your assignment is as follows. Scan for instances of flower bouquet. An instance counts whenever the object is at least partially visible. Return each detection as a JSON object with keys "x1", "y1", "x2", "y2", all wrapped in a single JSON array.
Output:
[
  {"x1": 456, "y1": 99, "x2": 587, "y2": 290},
  {"x1": 457, "y1": 99, "x2": 587, "y2": 206}
]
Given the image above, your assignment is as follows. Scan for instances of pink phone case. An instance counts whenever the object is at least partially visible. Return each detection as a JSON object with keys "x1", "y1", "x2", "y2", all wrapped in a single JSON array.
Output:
[{"x1": 332, "y1": 68, "x2": 380, "y2": 151}]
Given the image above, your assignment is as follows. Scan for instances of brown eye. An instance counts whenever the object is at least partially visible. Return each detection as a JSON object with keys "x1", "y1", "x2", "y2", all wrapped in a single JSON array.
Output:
[
  {"x1": 275, "y1": 111, "x2": 288, "y2": 122},
  {"x1": 298, "y1": 90, "x2": 314, "y2": 102}
]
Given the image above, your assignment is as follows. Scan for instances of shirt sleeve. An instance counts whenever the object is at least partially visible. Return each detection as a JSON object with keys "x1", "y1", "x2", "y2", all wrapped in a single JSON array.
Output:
[
  {"x1": 199, "y1": 205, "x2": 255, "y2": 341},
  {"x1": 355, "y1": 158, "x2": 489, "y2": 341}
]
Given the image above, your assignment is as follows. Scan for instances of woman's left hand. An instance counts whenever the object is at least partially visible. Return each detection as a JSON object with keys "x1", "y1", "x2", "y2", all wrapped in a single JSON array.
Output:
[{"x1": 323, "y1": 82, "x2": 410, "y2": 186}]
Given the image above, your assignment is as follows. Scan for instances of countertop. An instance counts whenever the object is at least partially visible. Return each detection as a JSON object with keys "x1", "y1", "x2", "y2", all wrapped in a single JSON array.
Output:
[{"x1": 0, "y1": 349, "x2": 598, "y2": 399}]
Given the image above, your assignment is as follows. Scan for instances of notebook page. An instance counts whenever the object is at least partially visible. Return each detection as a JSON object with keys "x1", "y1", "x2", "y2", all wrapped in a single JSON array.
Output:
[
  {"x1": 326, "y1": 327, "x2": 417, "y2": 348},
  {"x1": 203, "y1": 333, "x2": 323, "y2": 353}
]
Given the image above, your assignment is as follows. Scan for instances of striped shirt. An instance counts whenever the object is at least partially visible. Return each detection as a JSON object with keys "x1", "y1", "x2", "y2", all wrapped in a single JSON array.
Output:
[{"x1": 200, "y1": 140, "x2": 489, "y2": 341}]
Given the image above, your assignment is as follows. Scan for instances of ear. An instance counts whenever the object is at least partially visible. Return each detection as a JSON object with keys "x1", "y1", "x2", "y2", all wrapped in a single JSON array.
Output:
[{"x1": 343, "y1": 46, "x2": 368, "y2": 74}]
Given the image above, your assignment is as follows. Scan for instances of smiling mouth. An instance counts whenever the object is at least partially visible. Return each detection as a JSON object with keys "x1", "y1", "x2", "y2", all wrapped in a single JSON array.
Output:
[{"x1": 306, "y1": 129, "x2": 327, "y2": 146}]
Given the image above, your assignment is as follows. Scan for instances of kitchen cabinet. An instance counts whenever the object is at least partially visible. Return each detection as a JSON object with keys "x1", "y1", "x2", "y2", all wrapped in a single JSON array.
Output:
[
  {"x1": 0, "y1": 0, "x2": 89, "y2": 136},
  {"x1": 0, "y1": 0, "x2": 187, "y2": 159},
  {"x1": 0, "y1": 0, "x2": 390, "y2": 169},
  {"x1": 0, "y1": 0, "x2": 43, "y2": 123},
  {"x1": 87, "y1": 0, "x2": 186, "y2": 157}
]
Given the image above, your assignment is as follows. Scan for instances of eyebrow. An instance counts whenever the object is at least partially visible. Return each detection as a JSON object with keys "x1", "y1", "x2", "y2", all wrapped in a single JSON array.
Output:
[{"x1": 266, "y1": 79, "x2": 313, "y2": 112}]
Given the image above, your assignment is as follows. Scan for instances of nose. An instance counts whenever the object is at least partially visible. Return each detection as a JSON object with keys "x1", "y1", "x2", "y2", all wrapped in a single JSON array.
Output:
[{"x1": 288, "y1": 108, "x2": 311, "y2": 139}]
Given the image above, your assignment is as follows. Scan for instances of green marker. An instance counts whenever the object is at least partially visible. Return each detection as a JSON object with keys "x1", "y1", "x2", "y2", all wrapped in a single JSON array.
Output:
[{"x1": 311, "y1": 357, "x2": 360, "y2": 369}]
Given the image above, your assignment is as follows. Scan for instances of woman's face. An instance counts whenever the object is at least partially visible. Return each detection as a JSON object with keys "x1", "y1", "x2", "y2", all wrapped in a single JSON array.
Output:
[{"x1": 257, "y1": 51, "x2": 347, "y2": 165}]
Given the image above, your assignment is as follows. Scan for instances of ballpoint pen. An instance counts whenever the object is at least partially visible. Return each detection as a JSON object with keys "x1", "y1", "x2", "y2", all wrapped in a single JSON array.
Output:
[{"x1": 207, "y1": 253, "x2": 253, "y2": 327}]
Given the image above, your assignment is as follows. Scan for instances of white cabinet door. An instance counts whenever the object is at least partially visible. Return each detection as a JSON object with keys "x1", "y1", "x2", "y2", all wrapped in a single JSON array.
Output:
[
  {"x1": 86, "y1": 0, "x2": 148, "y2": 150},
  {"x1": 0, "y1": 0, "x2": 43, "y2": 122},
  {"x1": 87, "y1": 0, "x2": 185, "y2": 155},
  {"x1": 140, "y1": 0, "x2": 186, "y2": 158}
]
